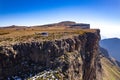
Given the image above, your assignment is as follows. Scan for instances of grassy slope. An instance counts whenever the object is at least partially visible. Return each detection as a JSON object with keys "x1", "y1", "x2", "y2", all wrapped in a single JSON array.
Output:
[{"x1": 101, "y1": 57, "x2": 120, "y2": 80}]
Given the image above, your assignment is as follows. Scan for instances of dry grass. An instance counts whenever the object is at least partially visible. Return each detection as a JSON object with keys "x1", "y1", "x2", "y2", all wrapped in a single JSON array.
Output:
[
  {"x1": 101, "y1": 57, "x2": 120, "y2": 80},
  {"x1": 0, "y1": 27, "x2": 97, "y2": 45}
]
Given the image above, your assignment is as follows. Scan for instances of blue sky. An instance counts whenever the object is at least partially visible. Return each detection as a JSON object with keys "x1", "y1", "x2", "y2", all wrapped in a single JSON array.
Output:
[{"x1": 0, "y1": 0, "x2": 120, "y2": 38}]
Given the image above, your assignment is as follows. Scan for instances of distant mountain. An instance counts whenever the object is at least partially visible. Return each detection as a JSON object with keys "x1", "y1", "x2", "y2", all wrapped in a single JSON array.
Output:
[
  {"x1": 0, "y1": 21, "x2": 90, "y2": 29},
  {"x1": 33, "y1": 21, "x2": 90, "y2": 29},
  {"x1": 100, "y1": 38, "x2": 120, "y2": 61},
  {"x1": 0, "y1": 25, "x2": 27, "y2": 29}
]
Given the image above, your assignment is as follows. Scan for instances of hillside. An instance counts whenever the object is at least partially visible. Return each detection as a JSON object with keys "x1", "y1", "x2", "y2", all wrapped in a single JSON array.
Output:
[
  {"x1": 101, "y1": 56, "x2": 120, "y2": 80},
  {"x1": 100, "y1": 47, "x2": 120, "y2": 80}
]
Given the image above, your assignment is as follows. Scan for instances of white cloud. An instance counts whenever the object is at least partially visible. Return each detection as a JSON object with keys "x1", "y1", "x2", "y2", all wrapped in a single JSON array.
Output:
[{"x1": 90, "y1": 20, "x2": 120, "y2": 39}]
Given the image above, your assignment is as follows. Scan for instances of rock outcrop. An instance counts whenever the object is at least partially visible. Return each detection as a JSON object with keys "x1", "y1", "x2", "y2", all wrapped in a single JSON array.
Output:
[{"x1": 0, "y1": 30, "x2": 101, "y2": 80}]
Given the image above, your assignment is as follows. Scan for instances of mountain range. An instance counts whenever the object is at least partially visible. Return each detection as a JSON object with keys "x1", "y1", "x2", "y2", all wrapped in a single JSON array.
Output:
[{"x1": 100, "y1": 38, "x2": 120, "y2": 62}]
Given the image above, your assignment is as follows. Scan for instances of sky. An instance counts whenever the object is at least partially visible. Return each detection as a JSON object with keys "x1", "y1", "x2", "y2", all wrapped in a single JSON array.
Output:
[{"x1": 0, "y1": 0, "x2": 120, "y2": 39}]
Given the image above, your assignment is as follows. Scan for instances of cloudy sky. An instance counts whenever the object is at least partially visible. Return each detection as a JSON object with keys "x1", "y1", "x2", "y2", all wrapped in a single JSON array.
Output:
[{"x1": 0, "y1": 0, "x2": 120, "y2": 39}]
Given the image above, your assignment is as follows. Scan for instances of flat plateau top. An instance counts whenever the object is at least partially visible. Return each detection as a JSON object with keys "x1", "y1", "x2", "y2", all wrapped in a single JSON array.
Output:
[{"x1": 0, "y1": 27, "x2": 98, "y2": 45}]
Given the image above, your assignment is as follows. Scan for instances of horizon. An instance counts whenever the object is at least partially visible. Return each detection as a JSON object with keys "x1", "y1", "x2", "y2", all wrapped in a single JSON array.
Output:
[{"x1": 0, "y1": 0, "x2": 120, "y2": 39}]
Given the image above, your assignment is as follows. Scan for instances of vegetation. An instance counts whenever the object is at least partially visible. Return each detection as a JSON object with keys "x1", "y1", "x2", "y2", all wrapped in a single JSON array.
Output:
[
  {"x1": 0, "y1": 27, "x2": 97, "y2": 45},
  {"x1": 0, "y1": 32, "x2": 9, "y2": 35},
  {"x1": 101, "y1": 57, "x2": 120, "y2": 80}
]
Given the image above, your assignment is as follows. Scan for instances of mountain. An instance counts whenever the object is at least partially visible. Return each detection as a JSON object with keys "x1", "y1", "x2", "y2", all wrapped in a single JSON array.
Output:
[
  {"x1": 0, "y1": 25, "x2": 27, "y2": 28},
  {"x1": 100, "y1": 38, "x2": 120, "y2": 61},
  {"x1": 33, "y1": 21, "x2": 90, "y2": 29}
]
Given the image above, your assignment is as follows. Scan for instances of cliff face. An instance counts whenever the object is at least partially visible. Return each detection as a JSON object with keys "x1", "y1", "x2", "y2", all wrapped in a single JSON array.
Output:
[{"x1": 0, "y1": 30, "x2": 101, "y2": 80}]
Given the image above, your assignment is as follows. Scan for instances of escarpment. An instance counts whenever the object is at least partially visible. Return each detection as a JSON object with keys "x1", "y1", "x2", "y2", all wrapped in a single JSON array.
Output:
[{"x1": 0, "y1": 30, "x2": 102, "y2": 80}]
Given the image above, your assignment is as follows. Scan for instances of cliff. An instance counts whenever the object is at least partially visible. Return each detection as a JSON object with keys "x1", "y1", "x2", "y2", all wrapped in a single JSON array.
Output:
[
  {"x1": 0, "y1": 29, "x2": 102, "y2": 80},
  {"x1": 1, "y1": 28, "x2": 120, "y2": 80}
]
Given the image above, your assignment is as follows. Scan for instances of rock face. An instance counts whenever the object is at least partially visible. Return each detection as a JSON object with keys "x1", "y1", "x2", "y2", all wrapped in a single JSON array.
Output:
[{"x1": 0, "y1": 30, "x2": 101, "y2": 80}]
